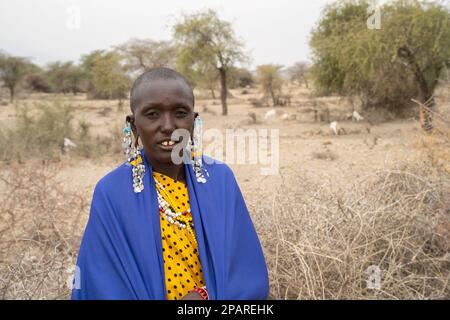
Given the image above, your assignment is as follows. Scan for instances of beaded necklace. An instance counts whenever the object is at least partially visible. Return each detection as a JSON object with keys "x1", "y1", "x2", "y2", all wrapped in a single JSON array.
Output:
[{"x1": 153, "y1": 175, "x2": 197, "y2": 245}]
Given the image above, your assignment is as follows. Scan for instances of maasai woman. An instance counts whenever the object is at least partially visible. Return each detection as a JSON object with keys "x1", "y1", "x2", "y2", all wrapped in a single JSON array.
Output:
[{"x1": 71, "y1": 68, "x2": 269, "y2": 300}]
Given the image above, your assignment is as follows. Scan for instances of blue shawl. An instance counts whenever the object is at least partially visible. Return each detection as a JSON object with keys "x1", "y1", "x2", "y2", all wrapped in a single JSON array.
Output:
[{"x1": 71, "y1": 150, "x2": 269, "y2": 300}]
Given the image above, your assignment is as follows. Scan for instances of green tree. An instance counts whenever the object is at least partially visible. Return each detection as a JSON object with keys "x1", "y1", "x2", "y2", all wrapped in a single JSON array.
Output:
[
  {"x1": 310, "y1": 0, "x2": 450, "y2": 131},
  {"x1": 46, "y1": 61, "x2": 86, "y2": 95},
  {"x1": 194, "y1": 65, "x2": 220, "y2": 99},
  {"x1": 46, "y1": 62, "x2": 69, "y2": 94},
  {"x1": 173, "y1": 9, "x2": 248, "y2": 115},
  {"x1": 173, "y1": 50, "x2": 219, "y2": 99},
  {"x1": 256, "y1": 64, "x2": 284, "y2": 106},
  {"x1": 81, "y1": 50, "x2": 130, "y2": 100},
  {"x1": 66, "y1": 64, "x2": 87, "y2": 95},
  {"x1": 0, "y1": 52, "x2": 33, "y2": 102},
  {"x1": 25, "y1": 72, "x2": 52, "y2": 93},
  {"x1": 115, "y1": 38, "x2": 176, "y2": 75},
  {"x1": 21, "y1": 63, "x2": 51, "y2": 93},
  {"x1": 228, "y1": 67, "x2": 254, "y2": 89},
  {"x1": 287, "y1": 62, "x2": 310, "y2": 88}
]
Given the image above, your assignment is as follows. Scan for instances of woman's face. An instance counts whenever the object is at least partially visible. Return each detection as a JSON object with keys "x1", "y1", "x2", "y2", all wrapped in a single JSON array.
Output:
[{"x1": 129, "y1": 78, "x2": 195, "y2": 166}]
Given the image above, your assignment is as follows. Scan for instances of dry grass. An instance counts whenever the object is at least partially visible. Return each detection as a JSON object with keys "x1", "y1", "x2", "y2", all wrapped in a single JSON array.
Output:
[
  {"x1": 0, "y1": 101, "x2": 122, "y2": 163},
  {"x1": 0, "y1": 164, "x2": 89, "y2": 299},
  {"x1": 414, "y1": 103, "x2": 450, "y2": 174},
  {"x1": 252, "y1": 85, "x2": 450, "y2": 299},
  {"x1": 0, "y1": 157, "x2": 448, "y2": 299},
  {"x1": 251, "y1": 162, "x2": 449, "y2": 299},
  {"x1": 250, "y1": 86, "x2": 450, "y2": 299},
  {"x1": 0, "y1": 87, "x2": 449, "y2": 300},
  {"x1": 311, "y1": 150, "x2": 338, "y2": 161}
]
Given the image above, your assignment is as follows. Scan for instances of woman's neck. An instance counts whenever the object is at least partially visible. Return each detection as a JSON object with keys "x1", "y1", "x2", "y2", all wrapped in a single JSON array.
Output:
[{"x1": 150, "y1": 161, "x2": 185, "y2": 182}]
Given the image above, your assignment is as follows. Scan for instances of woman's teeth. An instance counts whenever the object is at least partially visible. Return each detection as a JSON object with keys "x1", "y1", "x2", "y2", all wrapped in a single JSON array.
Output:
[{"x1": 161, "y1": 140, "x2": 176, "y2": 146}]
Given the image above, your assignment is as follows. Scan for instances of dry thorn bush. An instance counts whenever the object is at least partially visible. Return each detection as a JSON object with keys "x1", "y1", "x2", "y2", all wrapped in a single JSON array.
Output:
[
  {"x1": 1, "y1": 88, "x2": 449, "y2": 299},
  {"x1": 414, "y1": 88, "x2": 450, "y2": 175},
  {"x1": 250, "y1": 162, "x2": 449, "y2": 299},
  {"x1": 0, "y1": 164, "x2": 89, "y2": 299},
  {"x1": 1, "y1": 155, "x2": 448, "y2": 299},
  {"x1": 0, "y1": 101, "x2": 122, "y2": 163}
]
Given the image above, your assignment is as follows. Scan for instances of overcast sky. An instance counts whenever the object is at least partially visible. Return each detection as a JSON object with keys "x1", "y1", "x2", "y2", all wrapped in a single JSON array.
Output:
[{"x1": 0, "y1": 0, "x2": 334, "y2": 68}]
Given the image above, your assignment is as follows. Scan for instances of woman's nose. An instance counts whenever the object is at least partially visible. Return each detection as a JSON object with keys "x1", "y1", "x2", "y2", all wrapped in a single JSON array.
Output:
[{"x1": 160, "y1": 113, "x2": 175, "y2": 133}]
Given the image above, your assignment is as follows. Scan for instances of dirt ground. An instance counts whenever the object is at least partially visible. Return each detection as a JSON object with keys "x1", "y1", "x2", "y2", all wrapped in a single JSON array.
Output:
[
  {"x1": 0, "y1": 85, "x2": 428, "y2": 200},
  {"x1": 1, "y1": 85, "x2": 450, "y2": 300}
]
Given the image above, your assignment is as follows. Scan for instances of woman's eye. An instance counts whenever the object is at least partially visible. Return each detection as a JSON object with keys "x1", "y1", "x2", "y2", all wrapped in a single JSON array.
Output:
[
  {"x1": 146, "y1": 112, "x2": 158, "y2": 118},
  {"x1": 175, "y1": 111, "x2": 188, "y2": 117}
]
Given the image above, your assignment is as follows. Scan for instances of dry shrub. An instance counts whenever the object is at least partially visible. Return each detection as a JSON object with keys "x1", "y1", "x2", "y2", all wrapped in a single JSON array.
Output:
[
  {"x1": 0, "y1": 102, "x2": 119, "y2": 162},
  {"x1": 311, "y1": 150, "x2": 338, "y2": 161},
  {"x1": 0, "y1": 164, "x2": 89, "y2": 299},
  {"x1": 1, "y1": 112, "x2": 449, "y2": 300},
  {"x1": 0, "y1": 102, "x2": 74, "y2": 161},
  {"x1": 251, "y1": 162, "x2": 449, "y2": 299},
  {"x1": 74, "y1": 119, "x2": 122, "y2": 159},
  {"x1": 0, "y1": 160, "x2": 448, "y2": 299},
  {"x1": 248, "y1": 97, "x2": 265, "y2": 108},
  {"x1": 415, "y1": 89, "x2": 450, "y2": 174}
]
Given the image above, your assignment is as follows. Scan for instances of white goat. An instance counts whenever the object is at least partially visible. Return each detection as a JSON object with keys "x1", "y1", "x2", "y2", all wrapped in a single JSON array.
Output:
[
  {"x1": 330, "y1": 121, "x2": 338, "y2": 135},
  {"x1": 63, "y1": 137, "x2": 77, "y2": 153},
  {"x1": 352, "y1": 110, "x2": 364, "y2": 122},
  {"x1": 263, "y1": 109, "x2": 277, "y2": 122}
]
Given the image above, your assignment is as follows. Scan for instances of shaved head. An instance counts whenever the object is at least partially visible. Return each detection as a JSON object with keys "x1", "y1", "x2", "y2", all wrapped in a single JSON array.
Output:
[{"x1": 130, "y1": 67, "x2": 194, "y2": 113}]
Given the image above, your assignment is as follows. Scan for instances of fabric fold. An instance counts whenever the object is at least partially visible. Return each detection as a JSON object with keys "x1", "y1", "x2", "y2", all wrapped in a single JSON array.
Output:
[{"x1": 72, "y1": 149, "x2": 269, "y2": 300}]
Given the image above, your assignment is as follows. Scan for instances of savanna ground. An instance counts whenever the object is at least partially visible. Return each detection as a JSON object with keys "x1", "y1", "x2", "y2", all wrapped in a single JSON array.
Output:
[{"x1": 0, "y1": 84, "x2": 449, "y2": 299}]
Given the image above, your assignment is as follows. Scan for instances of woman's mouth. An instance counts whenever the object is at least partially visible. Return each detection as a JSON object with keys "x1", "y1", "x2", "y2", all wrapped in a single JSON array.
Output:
[{"x1": 157, "y1": 139, "x2": 179, "y2": 151}]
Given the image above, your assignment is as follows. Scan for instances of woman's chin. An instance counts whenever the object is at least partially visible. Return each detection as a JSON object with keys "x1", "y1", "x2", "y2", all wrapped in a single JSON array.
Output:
[{"x1": 153, "y1": 153, "x2": 179, "y2": 166}]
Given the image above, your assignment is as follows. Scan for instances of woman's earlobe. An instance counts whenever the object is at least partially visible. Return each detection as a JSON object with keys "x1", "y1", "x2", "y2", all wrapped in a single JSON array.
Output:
[{"x1": 126, "y1": 115, "x2": 137, "y2": 132}]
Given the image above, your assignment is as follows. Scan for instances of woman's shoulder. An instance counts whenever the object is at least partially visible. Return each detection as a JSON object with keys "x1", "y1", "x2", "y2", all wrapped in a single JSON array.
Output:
[
  {"x1": 202, "y1": 155, "x2": 238, "y2": 184},
  {"x1": 203, "y1": 155, "x2": 232, "y2": 173},
  {"x1": 94, "y1": 161, "x2": 131, "y2": 194},
  {"x1": 93, "y1": 156, "x2": 237, "y2": 194}
]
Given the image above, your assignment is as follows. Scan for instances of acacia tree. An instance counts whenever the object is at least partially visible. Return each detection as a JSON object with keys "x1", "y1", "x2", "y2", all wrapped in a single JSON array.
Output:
[
  {"x1": 175, "y1": 52, "x2": 220, "y2": 99},
  {"x1": 25, "y1": 72, "x2": 52, "y2": 93},
  {"x1": 287, "y1": 62, "x2": 310, "y2": 88},
  {"x1": 257, "y1": 64, "x2": 284, "y2": 106},
  {"x1": 310, "y1": 0, "x2": 450, "y2": 131},
  {"x1": 66, "y1": 64, "x2": 87, "y2": 95},
  {"x1": 386, "y1": 1, "x2": 450, "y2": 131},
  {"x1": 0, "y1": 53, "x2": 32, "y2": 102},
  {"x1": 115, "y1": 38, "x2": 176, "y2": 74},
  {"x1": 81, "y1": 50, "x2": 130, "y2": 100},
  {"x1": 46, "y1": 61, "x2": 85, "y2": 95},
  {"x1": 196, "y1": 65, "x2": 220, "y2": 100},
  {"x1": 173, "y1": 9, "x2": 247, "y2": 115},
  {"x1": 228, "y1": 67, "x2": 255, "y2": 89}
]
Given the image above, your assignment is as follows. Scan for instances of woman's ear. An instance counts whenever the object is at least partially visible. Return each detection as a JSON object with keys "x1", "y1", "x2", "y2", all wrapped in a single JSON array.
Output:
[
  {"x1": 125, "y1": 114, "x2": 134, "y2": 124},
  {"x1": 192, "y1": 112, "x2": 198, "y2": 132},
  {"x1": 126, "y1": 114, "x2": 138, "y2": 137}
]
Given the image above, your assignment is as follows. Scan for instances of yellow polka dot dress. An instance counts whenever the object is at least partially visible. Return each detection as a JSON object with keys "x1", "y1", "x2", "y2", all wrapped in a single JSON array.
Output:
[{"x1": 153, "y1": 172, "x2": 205, "y2": 300}]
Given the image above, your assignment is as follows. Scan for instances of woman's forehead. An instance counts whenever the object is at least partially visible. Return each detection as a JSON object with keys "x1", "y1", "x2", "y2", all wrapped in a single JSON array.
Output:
[{"x1": 134, "y1": 78, "x2": 194, "y2": 111}]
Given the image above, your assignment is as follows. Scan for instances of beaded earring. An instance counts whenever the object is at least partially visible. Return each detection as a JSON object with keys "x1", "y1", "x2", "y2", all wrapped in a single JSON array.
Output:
[
  {"x1": 192, "y1": 113, "x2": 208, "y2": 183},
  {"x1": 122, "y1": 120, "x2": 146, "y2": 193}
]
